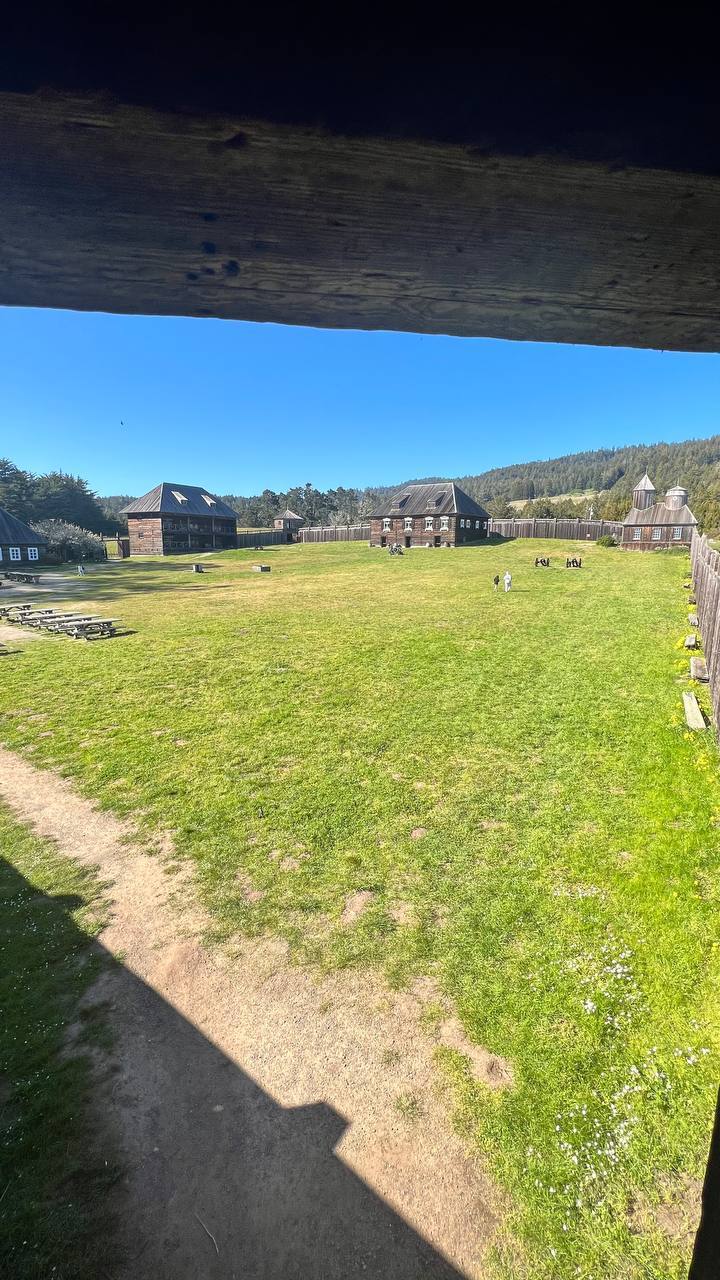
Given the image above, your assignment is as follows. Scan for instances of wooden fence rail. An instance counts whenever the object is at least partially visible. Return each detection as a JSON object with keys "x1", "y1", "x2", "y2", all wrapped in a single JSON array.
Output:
[
  {"x1": 488, "y1": 517, "x2": 624, "y2": 540},
  {"x1": 299, "y1": 524, "x2": 371, "y2": 543},
  {"x1": 236, "y1": 530, "x2": 286, "y2": 548},
  {"x1": 691, "y1": 532, "x2": 720, "y2": 728}
]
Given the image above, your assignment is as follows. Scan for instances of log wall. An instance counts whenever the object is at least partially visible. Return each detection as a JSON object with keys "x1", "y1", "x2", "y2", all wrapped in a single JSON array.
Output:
[{"x1": 691, "y1": 532, "x2": 720, "y2": 729}]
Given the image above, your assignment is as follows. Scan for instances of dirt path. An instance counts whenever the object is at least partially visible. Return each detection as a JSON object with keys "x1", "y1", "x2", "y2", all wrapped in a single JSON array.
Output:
[{"x1": 0, "y1": 747, "x2": 503, "y2": 1279}]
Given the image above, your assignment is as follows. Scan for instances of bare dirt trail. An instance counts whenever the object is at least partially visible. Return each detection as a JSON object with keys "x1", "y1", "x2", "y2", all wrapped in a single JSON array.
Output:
[{"x1": 0, "y1": 746, "x2": 505, "y2": 1279}]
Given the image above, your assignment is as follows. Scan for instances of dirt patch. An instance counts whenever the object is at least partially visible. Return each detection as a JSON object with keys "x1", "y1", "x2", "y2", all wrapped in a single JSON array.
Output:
[
  {"x1": 411, "y1": 826, "x2": 427, "y2": 840},
  {"x1": 341, "y1": 889, "x2": 375, "y2": 924},
  {"x1": 628, "y1": 1176, "x2": 702, "y2": 1251},
  {"x1": 437, "y1": 1018, "x2": 514, "y2": 1088},
  {"x1": 0, "y1": 747, "x2": 502, "y2": 1278},
  {"x1": 0, "y1": 623, "x2": 45, "y2": 645},
  {"x1": 389, "y1": 900, "x2": 415, "y2": 926},
  {"x1": 236, "y1": 872, "x2": 265, "y2": 904}
]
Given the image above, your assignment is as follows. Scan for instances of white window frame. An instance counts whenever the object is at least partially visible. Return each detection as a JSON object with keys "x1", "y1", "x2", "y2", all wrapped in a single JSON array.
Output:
[
  {"x1": 383, "y1": 518, "x2": 391, "y2": 531},
  {"x1": 632, "y1": 528, "x2": 642, "y2": 541},
  {"x1": 27, "y1": 546, "x2": 39, "y2": 560},
  {"x1": 9, "y1": 546, "x2": 21, "y2": 561},
  {"x1": 404, "y1": 517, "x2": 412, "y2": 531},
  {"x1": 673, "y1": 527, "x2": 683, "y2": 540},
  {"x1": 425, "y1": 516, "x2": 434, "y2": 531},
  {"x1": 440, "y1": 516, "x2": 449, "y2": 531},
  {"x1": 475, "y1": 519, "x2": 480, "y2": 529},
  {"x1": 651, "y1": 527, "x2": 662, "y2": 541}
]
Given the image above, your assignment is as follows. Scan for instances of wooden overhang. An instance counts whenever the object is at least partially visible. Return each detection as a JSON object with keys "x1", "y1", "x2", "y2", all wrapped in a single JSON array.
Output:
[{"x1": 2, "y1": 28, "x2": 720, "y2": 351}]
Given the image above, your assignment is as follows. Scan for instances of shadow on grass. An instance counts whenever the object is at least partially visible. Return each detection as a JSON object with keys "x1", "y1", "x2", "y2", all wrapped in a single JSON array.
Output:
[{"x1": 1, "y1": 858, "x2": 468, "y2": 1280}]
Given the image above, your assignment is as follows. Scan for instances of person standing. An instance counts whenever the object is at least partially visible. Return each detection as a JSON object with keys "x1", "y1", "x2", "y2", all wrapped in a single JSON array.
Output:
[
  {"x1": 503, "y1": 570, "x2": 512, "y2": 593},
  {"x1": 493, "y1": 574, "x2": 500, "y2": 592}
]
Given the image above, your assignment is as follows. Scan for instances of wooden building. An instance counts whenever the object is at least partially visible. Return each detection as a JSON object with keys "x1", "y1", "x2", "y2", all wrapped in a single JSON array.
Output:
[
  {"x1": 121, "y1": 484, "x2": 239, "y2": 556},
  {"x1": 0, "y1": 505, "x2": 47, "y2": 565},
  {"x1": 273, "y1": 509, "x2": 304, "y2": 541},
  {"x1": 621, "y1": 473, "x2": 698, "y2": 550},
  {"x1": 370, "y1": 483, "x2": 490, "y2": 549}
]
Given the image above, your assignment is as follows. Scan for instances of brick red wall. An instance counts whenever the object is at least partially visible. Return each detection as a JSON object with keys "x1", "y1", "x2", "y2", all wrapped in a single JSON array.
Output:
[{"x1": 369, "y1": 515, "x2": 488, "y2": 546}]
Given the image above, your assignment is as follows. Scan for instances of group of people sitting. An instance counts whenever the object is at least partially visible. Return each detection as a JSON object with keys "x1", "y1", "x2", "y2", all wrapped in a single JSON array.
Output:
[
  {"x1": 566, "y1": 557, "x2": 583, "y2": 568},
  {"x1": 387, "y1": 543, "x2": 405, "y2": 556},
  {"x1": 534, "y1": 556, "x2": 550, "y2": 567}
]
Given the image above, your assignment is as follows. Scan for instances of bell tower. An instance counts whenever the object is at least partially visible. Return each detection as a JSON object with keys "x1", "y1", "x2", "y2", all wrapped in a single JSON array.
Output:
[{"x1": 632, "y1": 472, "x2": 656, "y2": 511}]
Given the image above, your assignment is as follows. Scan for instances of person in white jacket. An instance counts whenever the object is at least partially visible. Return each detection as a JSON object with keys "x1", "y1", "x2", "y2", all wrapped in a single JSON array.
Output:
[{"x1": 503, "y1": 570, "x2": 512, "y2": 592}]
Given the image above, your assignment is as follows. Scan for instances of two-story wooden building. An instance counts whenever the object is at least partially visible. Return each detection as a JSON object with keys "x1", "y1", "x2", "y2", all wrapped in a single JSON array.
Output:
[
  {"x1": 621, "y1": 473, "x2": 698, "y2": 550},
  {"x1": 121, "y1": 484, "x2": 239, "y2": 555},
  {"x1": 0, "y1": 505, "x2": 47, "y2": 565},
  {"x1": 370, "y1": 482, "x2": 490, "y2": 548}
]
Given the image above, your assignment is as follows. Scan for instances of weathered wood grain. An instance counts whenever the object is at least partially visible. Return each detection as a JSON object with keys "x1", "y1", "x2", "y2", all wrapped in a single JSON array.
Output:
[
  {"x1": 683, "y1": 691, "x2": 707, "y2": 730},
  {"x1": 3, "y1": 91, "x2": 720, "y2": 348},
  {"x1": 691, "y1": 657, "x2": 709, "y2": 682}
]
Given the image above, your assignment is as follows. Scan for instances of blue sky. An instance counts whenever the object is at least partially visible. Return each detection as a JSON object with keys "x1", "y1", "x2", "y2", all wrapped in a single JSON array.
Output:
[{"x1": 2, "y1": 307, "x2": 719, "y2": 497}]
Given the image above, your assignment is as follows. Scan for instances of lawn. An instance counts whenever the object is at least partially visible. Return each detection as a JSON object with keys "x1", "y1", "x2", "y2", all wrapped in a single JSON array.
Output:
[
  {"x1": 0, "y1": 807, "x2": 116, "y2": 1280},
  {"x1": 1, "y1": 538, "x2": 718, "y2": 1278}
]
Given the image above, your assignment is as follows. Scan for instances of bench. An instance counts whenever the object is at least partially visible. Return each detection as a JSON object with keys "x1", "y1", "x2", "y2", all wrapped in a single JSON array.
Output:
[
  {"x1": 685, "y1": 634, "x2": 698, "y2": 649},
  {"x1": 0, "y1": 603, "x2": 31, "y2": 618},
  {"x1": 4, "y1": 570, "x2": 41, "y2": 584},
  {"x1": 683, "y1": 691, "x2": 707, "y2": 730},
  {"x1": 690, "y1": 657, "x2": 709, "y2": 682},
  {"x1": 688, "y1": 612, "x2": 699, "y2": 627},
  {"x1": 60, "y1": 618, "x2": 121, "y2": 640}
]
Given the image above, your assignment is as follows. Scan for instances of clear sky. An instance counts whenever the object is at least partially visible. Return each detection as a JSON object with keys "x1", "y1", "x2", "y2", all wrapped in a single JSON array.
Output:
[{"x1": 2, "y1": 306, "x2": 719, "y2": 497}]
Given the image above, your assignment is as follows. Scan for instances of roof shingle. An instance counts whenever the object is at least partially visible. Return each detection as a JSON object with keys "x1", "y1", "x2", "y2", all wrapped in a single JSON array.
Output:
[
  {"x1": 371, "y1": 482, "x2": 489, "y2": 519},
  {"x1": 121, "y1": 484, "x2": 239, "y2": 520},
  {"x1": 0, "y1": 506, "x2": 46, "y2": 546}
]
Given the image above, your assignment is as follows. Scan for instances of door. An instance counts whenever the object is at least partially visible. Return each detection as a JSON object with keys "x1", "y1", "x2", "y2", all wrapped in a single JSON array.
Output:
[
  {"x1": 405, "y1": 536, "x2": 411, "y2": 548},
  {"x1": 434, "y1": 536, "x2": 440, "y2": 547},
  {"x1": 380, "y1": 536, "x2": 386, "y2": 547}
]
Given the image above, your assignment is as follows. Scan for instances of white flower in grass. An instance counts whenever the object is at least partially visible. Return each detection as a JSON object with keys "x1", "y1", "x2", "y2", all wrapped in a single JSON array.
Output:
[{"x1": 583, "y1": 998, "x2": 597, "y2": 1013}]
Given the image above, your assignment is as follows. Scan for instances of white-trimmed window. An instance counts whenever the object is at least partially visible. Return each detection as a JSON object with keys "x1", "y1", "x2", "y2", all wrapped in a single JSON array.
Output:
[
  {"x1": 383, "y1": 518, "x2": 391, "y2": 531},
  {"x1": 440, "y1": 516, "x2": 449, "y2": 530},
  {"x1": 404, "y1": 517, "x2": 412, "y2": 531},
  {"x1": 632, "y1": 528, "x2": 642, "y2": 541},
  {"x1": 171, "y1": 490, "x2": 188, "y2": 504},
  {"x1": 475, "y1": 520, "x2": 480, "y2": 529},
  {"x1": 673, "y1": 527, "x2": 683, "y2": 540},
  {"x1": 201, "y1": 494, "x2": 216, "y2": 507},
  {"x1": 9, "y1": 547, "x2": 21, "y2": 561},
  {"x1": 27, "y1": 546, "x2": 39, "y2": 560},
  {"x1": 651, "y1": 527, "x2": 662, "y2": 541},
  {"x1": 425, "y1": 517, "x2": 434, "y2": 531}
]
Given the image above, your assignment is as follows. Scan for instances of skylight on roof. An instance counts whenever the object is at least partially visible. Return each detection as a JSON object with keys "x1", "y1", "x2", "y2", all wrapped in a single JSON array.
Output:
[
  {"x1": 201, "y1": 494, "x2": 216, "y2": 506},
  {"x1": 171, "y1": 490, "x2": 188, "y2": 503}
]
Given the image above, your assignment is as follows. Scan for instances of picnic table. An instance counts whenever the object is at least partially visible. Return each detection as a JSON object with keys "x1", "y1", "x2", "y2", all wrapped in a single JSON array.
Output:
[
  {"x1": 0, "y1": 603, "x2": 32, "y2": 618},
  {"x1": 3, "y1": 570, "x2": 41, "y2": 584},
  {"x1": 57, "y1": 617, "x2": 122, "y2": 640}
]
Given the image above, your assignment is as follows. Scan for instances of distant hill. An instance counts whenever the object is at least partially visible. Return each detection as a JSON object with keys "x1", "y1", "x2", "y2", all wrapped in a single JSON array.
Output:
[{"x1": 455, "y1": 436, "x2": 720, "y2": 507}]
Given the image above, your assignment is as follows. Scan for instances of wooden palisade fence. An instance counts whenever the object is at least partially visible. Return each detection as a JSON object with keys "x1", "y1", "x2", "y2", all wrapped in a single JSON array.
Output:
[
  {"x1": 300, "y1": 524, "x2": 371, "y2": 543},
  {"x1": 691, "y1": 532, "x2": 720, "y2": 728},
  {"x1": 488, "y1": 517, "x2": 623, "y2": 540}
]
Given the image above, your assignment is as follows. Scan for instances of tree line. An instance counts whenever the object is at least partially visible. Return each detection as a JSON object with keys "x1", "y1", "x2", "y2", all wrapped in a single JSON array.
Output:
[{"x1": 0, "y1": 459, "x2": 116, "y2": 534}]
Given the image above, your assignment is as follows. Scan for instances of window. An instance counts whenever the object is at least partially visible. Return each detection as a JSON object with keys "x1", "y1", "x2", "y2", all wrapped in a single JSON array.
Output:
[
  {"x1": 9, "y1": 546, "x2": 21, "y2": 561},
  {"x1": 632, "y1": 528, "x2": 642, "y2": 541},
  {"x1": 652, "y1": 527, "x2": 662, "y2": 541},
  {"x1": 425, "y1": 517, "x2": 434, "y2": 531},
  {"x1": 673, "y1": 527, "x2": 683, "y2": 540},
  {"x1": 201, "y1": 494, "x2": 216, "y2": 506},
  {"x1": 440, "y1": 517, "x2": 449, "y2": 530},
  {"x1": 404, "y1": 517, "x2": 412, "y2": 531},
  {"x1": 475, "y1": 520, "x2": 480, "y2": 529},
  {"x1": 383, "y1": 518, "x2": 391, "y2": 530},
  {"x1": 27, "y1": 547, "x2": 39, "y2": 560},
  {"x1": 171, "y1": 490, "x2": 188, "y2": 504}
]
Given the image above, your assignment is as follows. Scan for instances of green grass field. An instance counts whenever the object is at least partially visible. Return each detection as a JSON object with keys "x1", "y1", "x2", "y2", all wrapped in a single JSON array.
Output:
[{"x1": 1, "y1": 539, "x2": 719, "y2": 1278}]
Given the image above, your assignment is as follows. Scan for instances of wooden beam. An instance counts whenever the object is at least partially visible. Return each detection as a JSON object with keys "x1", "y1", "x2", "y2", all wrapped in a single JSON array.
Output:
[{"x1": 3, "y1": 90, "x2": 720, "y2": 348}]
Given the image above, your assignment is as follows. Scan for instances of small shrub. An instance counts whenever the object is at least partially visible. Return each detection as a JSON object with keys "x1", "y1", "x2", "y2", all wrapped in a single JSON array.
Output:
[{"x1": 597, "y1": 534, "x2": 617, "y2": 548}]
